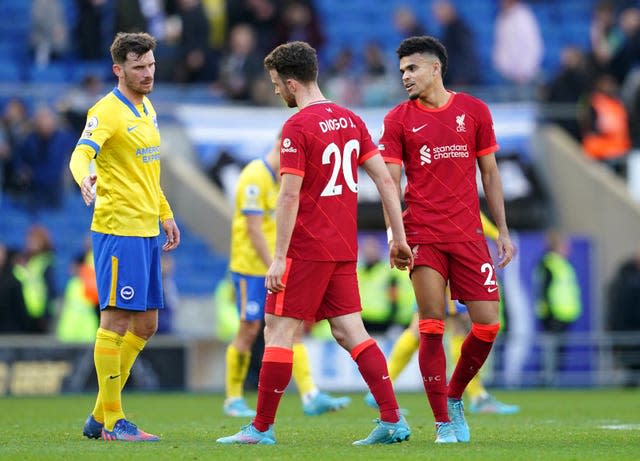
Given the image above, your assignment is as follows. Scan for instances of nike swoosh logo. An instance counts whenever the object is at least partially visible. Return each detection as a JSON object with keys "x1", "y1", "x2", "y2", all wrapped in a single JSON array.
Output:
[
  {"x1": 412, "y1": 124, "x2": 428, "y2": 133},
  {"x1": 127, "y1": 125, "x2": 138, "y2": 132},
  {"x1": 274, "y1": 388, "x2": 285, "y2": 394},
  {"x1": 382, "y1": 375, "x2": 390, "y2": 380},
  {"x1": 108, "y1": 375, "x2": 121, "y2": 380},
  {"x1": 487, "y1": 287, "x2": 499, "y2": 293}
]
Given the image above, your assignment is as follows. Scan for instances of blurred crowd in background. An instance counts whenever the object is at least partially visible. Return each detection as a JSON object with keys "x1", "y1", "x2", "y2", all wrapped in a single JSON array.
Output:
[{"x1": 2, "y1": 0, "x2": 640, "y2": 206}]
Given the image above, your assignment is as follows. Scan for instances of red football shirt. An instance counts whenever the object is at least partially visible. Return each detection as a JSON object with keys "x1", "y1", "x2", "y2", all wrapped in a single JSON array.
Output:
[
  {"x1": 280, "y1": 100, "x2": 378, "y2": 261},
  {"x1": 379, "y1": 92, "x2": 499, "y2": 244}
]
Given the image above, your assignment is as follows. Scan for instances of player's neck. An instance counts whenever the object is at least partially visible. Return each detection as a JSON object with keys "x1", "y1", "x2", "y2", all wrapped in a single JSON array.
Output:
[
  {"x1": 417, "y1": 86, "x2": 450, "y2": 109},
  {"x1": 296, "y1": 85, "x2": 326, "y2": 110},
  {"x1": 117, "y1": 84, "x2": 145, "y2": 105}
]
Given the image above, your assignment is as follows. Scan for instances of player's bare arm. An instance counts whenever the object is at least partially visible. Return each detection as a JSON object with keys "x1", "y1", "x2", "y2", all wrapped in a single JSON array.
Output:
[
  {"x1": 266, "y1": 173, "x2": 301, "y2": 292},
  {"x1": 362, "y1": 154, "x2": 413, "y2": 271},
  {"x1": 246, "y1": 214, "x2": 273, "y2": 268},
  {"x1": 161, "y1": 218, "x2": 180, "y2": 251},
  {"x1": 379, "y1": 162, "x2": 403, "y2": 239},
  {"x1": 477, "y1": 154, "x2": 515, "y2": 268}
]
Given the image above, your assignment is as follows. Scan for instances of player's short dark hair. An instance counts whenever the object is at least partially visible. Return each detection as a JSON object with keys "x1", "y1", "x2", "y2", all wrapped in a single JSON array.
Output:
[
  {"x1": 110, "y1": 32, "x2": 157, "y2": 64},
  {"x1": 396, "y1": 36, "x2": 448, "y2": 79},
  {"x1": 264, "y1": 41, "x2": 318, "y2": 83}
]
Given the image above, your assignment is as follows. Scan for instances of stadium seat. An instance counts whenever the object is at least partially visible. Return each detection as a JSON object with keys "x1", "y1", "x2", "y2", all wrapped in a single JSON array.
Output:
[
  {"x1": 27, "y1": 63, "x2": 71, "y2": 84},
  {"x1": 0, "y1": 62, "x2": 22, "y2": 82}
]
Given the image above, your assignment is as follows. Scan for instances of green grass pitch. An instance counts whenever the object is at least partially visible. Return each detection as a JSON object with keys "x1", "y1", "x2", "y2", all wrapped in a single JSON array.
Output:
[{"x1": 1, "y1": 389, "x2": 639, "y2": 460}]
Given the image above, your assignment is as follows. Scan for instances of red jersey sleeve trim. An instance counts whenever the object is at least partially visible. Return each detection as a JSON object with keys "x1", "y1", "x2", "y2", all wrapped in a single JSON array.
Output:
[
  {"x1": 477, "y1": 144, "x2": 499, "y2": 157},
  {"x1": 358, "y1": 148, "x2": 379, "y2": 165},
  {"x1": 280, "y1": 166, "x2": 305, "y2": 177},
  {"x1": 382, "y1": 156, "x2": 402, "y2": 165}
]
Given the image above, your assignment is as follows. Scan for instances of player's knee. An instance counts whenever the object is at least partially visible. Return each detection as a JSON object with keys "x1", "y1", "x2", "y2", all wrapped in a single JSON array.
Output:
[
  {"x1": 236, "y1": 320, "x2": 262, "y2": 347},
  {"x1": 330, "y1": 325, "x2": 348, "y2": 348},
  {"x1": 471, "y1": 322, "x2": 500, "y2": 342},
  {"x1": 134, "y1": 322, "x2": 157, "y2": 340}
]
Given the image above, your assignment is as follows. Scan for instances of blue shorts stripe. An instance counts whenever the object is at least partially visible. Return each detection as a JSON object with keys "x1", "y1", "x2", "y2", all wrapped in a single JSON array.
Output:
[{"x1": 231, "y1": 272, "x2": 266, "y2": 322}]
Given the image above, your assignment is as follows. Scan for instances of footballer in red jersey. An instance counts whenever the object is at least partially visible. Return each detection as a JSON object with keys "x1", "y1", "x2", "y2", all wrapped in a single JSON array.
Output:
[
  {"x1": 279, "y1": 100, "x2": 378, "y2": 261},
  {"x1": 380, "y1": 35, "x2": 516, "y2": 444},
  {"x1": 217, "y1": 41, "x2": 413, "y2": 447},
  {"x1": 380, "y1": 92, "x2": 498, "y2": 244}
]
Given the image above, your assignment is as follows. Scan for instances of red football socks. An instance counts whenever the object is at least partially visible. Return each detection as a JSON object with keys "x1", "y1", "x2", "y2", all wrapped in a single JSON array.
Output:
[
  {"x1": 253, "y1": 346, "x2": 293, "y2": 432},
  {"x1": 352, "y1": 338, "x2": 400, "y2": 423},
  {"x1": 419, "y1": 332, "x2": 449, "y2": 422},
  {"x1": 448, "y1": 323, "x2": 500, "y2": 399}
]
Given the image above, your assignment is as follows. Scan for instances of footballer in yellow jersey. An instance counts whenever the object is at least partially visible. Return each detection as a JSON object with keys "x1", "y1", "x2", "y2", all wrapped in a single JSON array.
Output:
[
  {"x1": 223, "y1": 136, "x2": 280, "y2": 418},
  {"x1": 229, "y1": 158, "x2": 278, "y2": 278},
  {"x1": 69, "y1": 32, "x2": 179, "y2": 442},
  {"x1": 72, "y1": 87, "x2": 172, "y2": 236}
]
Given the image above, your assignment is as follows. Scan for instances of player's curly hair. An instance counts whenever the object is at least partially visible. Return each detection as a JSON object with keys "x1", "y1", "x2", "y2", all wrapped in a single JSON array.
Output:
[
  {"x1": 396, "y1": 35, "x2": 448, "y2": 79},
  {"x1": 264, "y1": 41, "x2": 318, "y2": 83},
  {"x1": 110, "y1": 32, "x2": 157, "y2": 64}
]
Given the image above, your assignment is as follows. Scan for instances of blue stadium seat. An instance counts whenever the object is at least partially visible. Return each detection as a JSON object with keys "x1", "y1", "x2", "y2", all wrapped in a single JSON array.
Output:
[
  {"x1": 69, "y1": 60, "x2": 113, "y2": 83},
  {"x1": 27, "y1": 63, "x2": 71, "y2": 83},
  {"x1": 0, "y1": 62, "x2": 22, "y2": 82}
]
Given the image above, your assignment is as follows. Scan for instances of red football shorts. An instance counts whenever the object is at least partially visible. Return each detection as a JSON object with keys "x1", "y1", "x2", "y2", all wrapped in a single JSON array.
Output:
[
  {"x1": 265, "y1": 258, "x2": 362, "y2": 321},
  {"x1": 411, "y1": 240, "x2": 500, "y2": 302}
]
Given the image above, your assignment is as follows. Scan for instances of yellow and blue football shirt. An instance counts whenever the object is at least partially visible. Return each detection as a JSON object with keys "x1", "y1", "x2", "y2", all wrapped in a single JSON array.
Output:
[
  {"x1": 69, "y1": 87, "x2": 173, "y2": 237},
  {"x1": 229, "y1": 158, "x2": 278, "y2": 276}
]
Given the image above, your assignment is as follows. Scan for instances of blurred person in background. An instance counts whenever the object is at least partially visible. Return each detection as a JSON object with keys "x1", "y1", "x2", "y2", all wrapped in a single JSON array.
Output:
[
  {"x1": 579, "y1": 73, "x2": 631, "y2": 177},
  {"x1": 361, "y1": 41, "x2": 395, "y2": 106},
  {"x1": 173, "y1": 0, "x2": 216, "y2": 83},
  {"x1": 0, "y1": 242, "x2": 30, "y2": 333},
  {"x1": 13, "y1": 225, "x2": 57, "y2": 334},
  {"x1": 227, "y1": 0, "x2": 280, "y2": 55},
  {"x1": 217, "y1": 23, "x2": 264, "y2": 102},
  {"x1": 589, "y1": 0, "x2": 623, "y2": 75},
  {"x1": 1, "y1": 98, "x2": 31, "y2": 195},
  {"x1": 0, "y1": 125, "x2": 9, "y2": 198},
  {"x1": 158, "y1": 253, "x2": 178, "y2": 334},
  {"x1": 322, "y1": 47, "x2": 361, "y2": 107},
  {"x1": 74, "y1": 0, "x2": 110, "y2": 61},
  {"x1": 274, "y1": 1, "x2": 325, "y2": 53},
  {"x1": 541, "y1": 46, "x2": 592, "y2": 141},
  {"x1": 56, "y1": 251, "x2": 100, "y2": 343},
  {"x1": 610, "y1": 7, "x2": 640, "y2": 85},
  {"x1": 13, "y1": 106, "x2": 75, "y2": 211},
  {"x1": 432, "y1": 0, "x2": 480, "y2": 86},
  {"x1": 393, "y1": 5, "x2": 427, "y2": 39},
  {"x1": 492, "y1": 0, "x2": 543, "y2": 88},
  {"x1": 58, "y1": 74, "x2": 106, "y2": 134},
  {"x1": 534, "y1": 230, "x2": 582, "y2": 387},
  {"x1": 358, "y1": 235, "x2": 408, "y2": 335},
  {"x1": 607, "y1": 245, "x2": 640, "y2": 387},
  {"x1": 30, "y1": 0, "x2": 70, "y2": 68},
  {"x1": 114, "y1": 0, "x2": 167, "y2": 38}
]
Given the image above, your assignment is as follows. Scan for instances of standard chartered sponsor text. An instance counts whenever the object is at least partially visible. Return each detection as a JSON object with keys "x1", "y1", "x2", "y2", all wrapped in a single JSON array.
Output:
[{"x1": 432, "y1": 144, "x2": 469, "y2": 159}]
